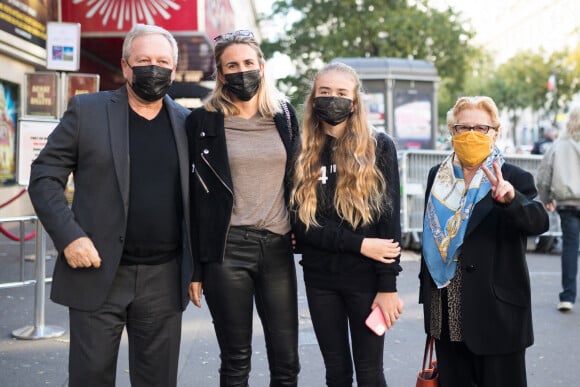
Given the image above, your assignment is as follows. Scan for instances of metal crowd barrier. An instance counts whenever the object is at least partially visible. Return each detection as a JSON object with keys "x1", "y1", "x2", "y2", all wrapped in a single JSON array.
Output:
[
  {"x1": 0, "y1": 216, "x2": 65, "y2": 339},
  {"x1": 398, "y1": 150, "x2": 560, "y2": 249}
]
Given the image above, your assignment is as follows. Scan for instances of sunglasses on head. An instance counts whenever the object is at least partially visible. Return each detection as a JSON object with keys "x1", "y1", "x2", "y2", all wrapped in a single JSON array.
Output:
[{"x1": 213, "y1": 30, "x2": 255, "y2": 43}]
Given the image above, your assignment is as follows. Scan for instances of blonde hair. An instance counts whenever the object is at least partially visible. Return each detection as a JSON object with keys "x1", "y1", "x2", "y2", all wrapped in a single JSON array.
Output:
[
  {"x1": 565, "y1": 105, "x2": 580, "y2": 140},
  {"x1": 204, "y1": 35, "x2": 283, "y2": 117},
  {"x1": 446, "y1": 96, "x2": 501, "y2": 133},
  {"x1": 291, "y1": 62, "x2": 387, "y2": 230}
]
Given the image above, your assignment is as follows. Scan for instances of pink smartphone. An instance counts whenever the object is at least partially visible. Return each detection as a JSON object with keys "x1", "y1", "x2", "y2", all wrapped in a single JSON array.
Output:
[{"x1": 365, "y1": 306, "x2": 387, "y2": 336}]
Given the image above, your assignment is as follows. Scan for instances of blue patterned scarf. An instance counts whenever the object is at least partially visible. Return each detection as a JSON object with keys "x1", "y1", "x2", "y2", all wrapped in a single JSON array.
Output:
[{"x1": 422, "y1": 147, "x2": 504, "y2": 288}]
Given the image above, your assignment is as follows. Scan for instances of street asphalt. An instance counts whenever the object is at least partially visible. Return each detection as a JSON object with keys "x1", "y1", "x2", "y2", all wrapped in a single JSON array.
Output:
[{"x1": 1, "y1": 233, "x2": 579, "y2": 386}]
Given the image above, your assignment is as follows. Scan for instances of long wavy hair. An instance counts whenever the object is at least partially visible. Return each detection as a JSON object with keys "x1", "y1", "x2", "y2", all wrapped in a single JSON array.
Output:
[
  {"x1": 291, "y1": 62, "x2": 387, "y2": 230},
  {"x1": 203, "y1": 35, "x2": 284, "y2": 117}
]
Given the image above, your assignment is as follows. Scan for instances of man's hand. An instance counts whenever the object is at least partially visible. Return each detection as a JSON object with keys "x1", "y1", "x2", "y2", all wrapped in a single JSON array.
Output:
[
  {"x1": 189, "y1": 282, "x2": 203, "y2": 308},
  {"x1": 63, "y1": 237, "x2": 102, "y2": 268}
]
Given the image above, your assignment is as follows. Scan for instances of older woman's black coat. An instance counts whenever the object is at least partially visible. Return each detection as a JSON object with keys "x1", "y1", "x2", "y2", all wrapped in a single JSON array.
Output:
[{"x1": 419, "y1": 162, "x2": 549, "y2": 355}]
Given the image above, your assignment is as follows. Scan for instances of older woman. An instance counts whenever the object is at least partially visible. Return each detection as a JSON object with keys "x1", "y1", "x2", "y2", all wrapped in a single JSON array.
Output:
[{"x1": 419, "y1": 96, "x2": 549, "y2": 387}]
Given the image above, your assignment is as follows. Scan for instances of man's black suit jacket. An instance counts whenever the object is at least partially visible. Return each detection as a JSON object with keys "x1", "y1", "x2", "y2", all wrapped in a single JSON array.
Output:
[{"x1": 28, "y1": 86, "x2": 193, "y2": 312}]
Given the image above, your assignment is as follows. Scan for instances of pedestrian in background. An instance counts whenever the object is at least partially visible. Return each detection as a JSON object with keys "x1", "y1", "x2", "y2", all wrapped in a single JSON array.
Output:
[
  {"x1": 536, "y1": 105, "x2": 580, "y2": 312},
  {"x1": 420, "y1": 96, "x2": 549, "y2": 387},
  {"x1": 28, "y1": 24, "x2": 193, "y2": 386},
  {"x1": 186, "y1": 30, "x2": 300, "y2": 386},
  {"x1": 291, "y1": 62, "x2": 403, "y2": 387},
  {"x1": 531, "y1": 125, "x2": 558, "y2": 155},
  {"x1": 532, "y1": 125, "x2": 560, "y2": 254}
]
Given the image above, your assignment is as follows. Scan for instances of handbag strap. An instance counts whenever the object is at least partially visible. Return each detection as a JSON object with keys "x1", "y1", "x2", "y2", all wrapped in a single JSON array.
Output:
[{"x1": 422, "y1": 335, "x2": 435, "y2": 369}]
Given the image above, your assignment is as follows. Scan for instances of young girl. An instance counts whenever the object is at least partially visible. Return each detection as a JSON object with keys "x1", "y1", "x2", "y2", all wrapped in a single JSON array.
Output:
[{"x1": 291, "y1": 62, "x2": 403, "y2": 386}]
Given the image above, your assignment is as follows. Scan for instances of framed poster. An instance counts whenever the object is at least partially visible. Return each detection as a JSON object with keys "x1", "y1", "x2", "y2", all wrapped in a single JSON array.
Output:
[
  {"x1": 363, "y1": 91, "x2": 386, "y2": 132},
  {"x1": 0, "y1": 79, "x2": 19, "y2": 184},
  {"x1": 46, "y1": 22, "x2": 81, "y2": 72},
  {"x1": 25, "y1": 72, "x2": 59, "y2": 117},
  {"x1": 65, "y1": 73, "x2": 100, "y2": 104},
  {"x1": 16, "y1": 118, "x2": 59, "y2": 186},
  {"x1": 394, "y1": 90, "x2": 433, "y2": 149}
]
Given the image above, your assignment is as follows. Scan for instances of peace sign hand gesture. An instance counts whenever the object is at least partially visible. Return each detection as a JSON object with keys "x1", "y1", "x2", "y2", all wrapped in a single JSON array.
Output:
[{"x1": 481, "y1": 161, "x2": 515, "y2": 204}]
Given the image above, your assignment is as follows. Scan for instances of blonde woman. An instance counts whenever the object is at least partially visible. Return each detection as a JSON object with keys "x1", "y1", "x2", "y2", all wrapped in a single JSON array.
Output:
[
  {"x1": 186, "y1": 30, "x2": 300, "y2": 386},
  {"x1": 291, "y1": 62, "x2": 403, "y2": 386}
]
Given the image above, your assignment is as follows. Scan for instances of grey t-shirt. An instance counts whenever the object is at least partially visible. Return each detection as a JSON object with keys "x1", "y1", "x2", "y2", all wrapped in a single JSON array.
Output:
[{"x1": 225, "y1": 113, "x2": 290, "y2": 235}]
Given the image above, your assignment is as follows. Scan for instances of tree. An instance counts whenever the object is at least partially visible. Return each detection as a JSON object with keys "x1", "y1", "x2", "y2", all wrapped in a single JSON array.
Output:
[
  {"x1": 261, "y1": 0, "x2": 476, "y2": 110},
  {"x1": 485, "y1": 51, "x2": 550, "y2": 140},
  {"x1": 549, "y1": 47, "x2": 580, "y2": 116},
  {"x1": 439, "y1": 47, "x2": 495, "y2": 123},
  {"x1": 480, "y1": 48, "x2": 580, "y2": 140},
  {"x1": 566, "y1": 41, "x2": 580, "y2": 91}
]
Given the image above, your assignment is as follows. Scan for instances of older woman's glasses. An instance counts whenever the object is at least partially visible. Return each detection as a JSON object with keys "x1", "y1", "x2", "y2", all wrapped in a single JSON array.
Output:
[
  {"x1": 213, "y1": 30, "x2": 255, "y2": 43},
  {"x1": 453, "y1": 124, "x2": 496, "y2": 134}
]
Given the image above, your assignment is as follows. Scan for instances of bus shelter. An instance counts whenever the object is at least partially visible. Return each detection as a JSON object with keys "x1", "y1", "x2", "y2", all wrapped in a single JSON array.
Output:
[{"x1": 332, "y1": 57, "x2": 439, "y2": 149}]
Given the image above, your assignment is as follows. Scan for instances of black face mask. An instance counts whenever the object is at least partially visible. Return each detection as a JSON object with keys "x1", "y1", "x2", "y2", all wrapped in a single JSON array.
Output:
[
  {"x1": 129, "y1": 65, "x2": 173, "y2": 102},
  {"x1": 224, "y1": 70, "x2": 261, "y2": 101},
  {"x1": 313, "y1": 96, "x2": 353, "y2": 126}
]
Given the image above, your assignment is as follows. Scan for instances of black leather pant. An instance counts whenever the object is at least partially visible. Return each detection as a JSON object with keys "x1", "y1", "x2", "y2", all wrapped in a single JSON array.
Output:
[{"x1": 203, "y1": 227, "x2": 300, "y2": 387}]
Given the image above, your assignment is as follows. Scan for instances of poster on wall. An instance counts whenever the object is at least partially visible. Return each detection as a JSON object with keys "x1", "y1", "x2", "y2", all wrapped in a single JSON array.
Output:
[
  {"x1": 65, "y1": 73, "x2": 99, "y2": 105},
  {"x1": 0, "y1": 79, "x2": 19, "y2": 184},
  {"x1": 16, "y1": 118, "x2": 58, "y2": 186},
  {"x1": 363, "y1": 92, "x2": 386, "y2": 132},
  {"x1": 394, "y1": 91, "x2": 433, "y2": 149},
  {"x1": 46, "y1": 22, "x2": 81, "y2": 72},
  {"x1": 25, "y1": 72, "x2": 58, "y2": 117}
]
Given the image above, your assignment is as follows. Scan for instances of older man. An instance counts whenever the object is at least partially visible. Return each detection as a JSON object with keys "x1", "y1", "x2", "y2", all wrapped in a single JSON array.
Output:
[{"x1": 28, "y1": 24, "x2": 193, "y2": 386}]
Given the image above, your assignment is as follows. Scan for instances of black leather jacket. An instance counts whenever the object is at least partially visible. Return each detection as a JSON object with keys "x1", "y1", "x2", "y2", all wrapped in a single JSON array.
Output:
[{"x1": 186, "y1": 103, "x2": 300, "y2": 281}]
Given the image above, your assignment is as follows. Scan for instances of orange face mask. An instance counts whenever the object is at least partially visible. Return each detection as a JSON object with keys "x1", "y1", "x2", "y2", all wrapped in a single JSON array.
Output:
[{"x1": 451, "y1": 131, "x2": 492, "y2": 167}]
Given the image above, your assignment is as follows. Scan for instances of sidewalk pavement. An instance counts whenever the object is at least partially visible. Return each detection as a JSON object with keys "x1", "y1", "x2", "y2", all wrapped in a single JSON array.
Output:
[{"x1": 1, "y1": 235, "x2": 579, "y2": 386}]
